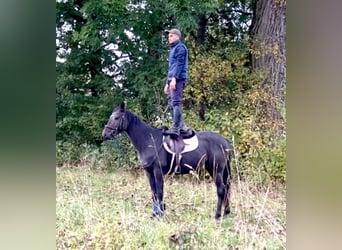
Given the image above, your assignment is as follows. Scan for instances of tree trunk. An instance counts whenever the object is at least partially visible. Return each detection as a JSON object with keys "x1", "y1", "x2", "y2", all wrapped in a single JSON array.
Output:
[
  {"x1": 196, "y1": 14, "x2": 207, "y2": 46},
  {"x1": 250, "y1": 0, "x2": 286, "y2": 136},
  {"x1": 250, "y1": 0, "x2": 286, "y2": 95},
  {"x1": 250, "y1": 0, "x2": 286, "y2": 137}
]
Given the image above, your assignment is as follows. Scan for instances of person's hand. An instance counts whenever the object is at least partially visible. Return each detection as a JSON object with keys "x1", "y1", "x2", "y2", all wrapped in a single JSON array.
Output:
[
  {"x1": 170, "y1": 77, "x2": 176, "y2": 90},
  {"x1": 164, "y1": 84, "x2": 170, "y2": 94}
]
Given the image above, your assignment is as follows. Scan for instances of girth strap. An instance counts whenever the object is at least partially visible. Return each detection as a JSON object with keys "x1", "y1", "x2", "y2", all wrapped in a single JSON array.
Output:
[{"x1": 164, "y1": 136, "x2": 184, "y2": 173}]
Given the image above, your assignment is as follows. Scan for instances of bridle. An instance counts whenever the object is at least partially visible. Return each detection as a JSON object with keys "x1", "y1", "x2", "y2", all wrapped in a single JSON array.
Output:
[{"x1": 105, "y1": 113, "x2": 126, "y2": 137}]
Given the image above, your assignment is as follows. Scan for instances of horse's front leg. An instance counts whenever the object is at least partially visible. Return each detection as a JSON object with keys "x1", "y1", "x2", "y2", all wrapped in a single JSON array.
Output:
[
  {"x1": 153, "y1": 166, "x2": 165, "y2": 217},
  {"x1": 145, "y1": 167, "x2": 165, "y2": 218}
]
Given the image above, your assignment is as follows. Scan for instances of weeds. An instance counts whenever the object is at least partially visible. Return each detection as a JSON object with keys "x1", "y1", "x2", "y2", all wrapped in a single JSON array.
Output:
[{"x1": 56, "y1": 162, "x2": 286, "y2": 249}]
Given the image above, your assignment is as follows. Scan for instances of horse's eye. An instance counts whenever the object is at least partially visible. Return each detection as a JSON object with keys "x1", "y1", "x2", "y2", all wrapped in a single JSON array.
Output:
[{"x1": 114, "y1": 117, "x2": 120, "y2": 120}]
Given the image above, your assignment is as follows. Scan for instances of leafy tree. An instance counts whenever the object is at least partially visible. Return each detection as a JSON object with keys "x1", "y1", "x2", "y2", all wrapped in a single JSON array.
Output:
[
  {"x1": 56, "y1": 0, "x2": 286, "y2": 183},
  {"x1": 56, "y1": 0, "x2": 254, "y2": 144}
]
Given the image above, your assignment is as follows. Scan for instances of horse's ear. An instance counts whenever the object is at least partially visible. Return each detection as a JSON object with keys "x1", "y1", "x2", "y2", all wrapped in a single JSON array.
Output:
[{"x1": 120, "y1": 101, "x2": 125, "y2": 111}]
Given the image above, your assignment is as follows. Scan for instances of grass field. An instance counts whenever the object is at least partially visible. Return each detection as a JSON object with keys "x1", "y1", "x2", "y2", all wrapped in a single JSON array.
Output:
[{"x1": 56, "y1": 165, "x2": 286, "y2": 249}]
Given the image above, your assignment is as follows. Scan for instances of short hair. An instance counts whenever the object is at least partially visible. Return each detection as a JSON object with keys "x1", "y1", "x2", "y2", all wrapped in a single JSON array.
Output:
[{"x1": 167, "y1": 28, "x2": 181, "y2": 38}]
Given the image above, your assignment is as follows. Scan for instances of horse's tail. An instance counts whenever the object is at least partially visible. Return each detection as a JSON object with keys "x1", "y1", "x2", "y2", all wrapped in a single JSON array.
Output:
[
  {"x1": 223, "y1": 138, "x2": 233, "y2": 215},
  {"x1": 223, "y1": 138, "x2": 233, "y2": 182},
  {"x1": 223, "y1": 152, "x2": 231, "y2": 183}
]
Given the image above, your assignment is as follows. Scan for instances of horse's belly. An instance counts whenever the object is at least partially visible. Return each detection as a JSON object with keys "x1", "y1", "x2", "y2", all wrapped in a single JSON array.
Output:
[{"x1": 181, "y1": 153, "x2": 206, "y2": 170}]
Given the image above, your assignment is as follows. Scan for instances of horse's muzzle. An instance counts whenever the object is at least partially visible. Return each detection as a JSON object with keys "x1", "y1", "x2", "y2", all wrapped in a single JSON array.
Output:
[
  {"x1": 102, "y1": 133, "x2": 111, "y2": 141},
  {"x1": 102, "y1": 129, "x2": 109, "y2": 140},
  {"x1": 102, "y1": 126, "x2": 118, "y2": 140}
]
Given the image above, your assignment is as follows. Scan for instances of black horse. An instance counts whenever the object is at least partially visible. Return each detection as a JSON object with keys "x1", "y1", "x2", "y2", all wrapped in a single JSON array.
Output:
[{"x1": 102, "y1": 102, "x2": 233, "y2": 219}]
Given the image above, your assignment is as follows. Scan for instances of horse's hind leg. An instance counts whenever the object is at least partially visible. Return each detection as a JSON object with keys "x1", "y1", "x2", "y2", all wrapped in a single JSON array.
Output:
[
  {"x1": 223, "y1": 162, "x2": 231, "y2": 216},
  {"x1": 214, "y1": 163, "x2": 226, "y2": 219},
  {"x1": 206, "y1": 160, "x2": 228, "y2": 219},
  {"x1": 223, "y1": 168, "x2": 230, "y2": 215}
]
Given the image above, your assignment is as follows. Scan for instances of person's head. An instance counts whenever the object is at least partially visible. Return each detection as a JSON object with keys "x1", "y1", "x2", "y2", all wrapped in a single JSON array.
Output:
[{"x1": 167, "y1": 28, "x2": 181, "y2": 44}]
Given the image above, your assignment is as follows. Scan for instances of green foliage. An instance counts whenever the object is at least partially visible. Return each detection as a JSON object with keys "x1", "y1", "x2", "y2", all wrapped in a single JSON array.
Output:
[
  {"x1": 166, "y1": 0, "x2": 220, "y2": 32},
  {"x1": 56, "y1": 134, "x2": 138, "y2": 171},
  {"x1": 184, "y1": 39, "x2": 247, "y2": 118},
  {"x1": 99, "y1": 135, "x2": 138, "y2": 171},
  {"x1": 56, "y1": 80, "x2": 115, "y2": 144},
  {"x1": 186, "y1": 68, "x2": 286, "y2": 184},
  {"x1": 56, "y1": 140, "x2": 82, "y2": 166}
]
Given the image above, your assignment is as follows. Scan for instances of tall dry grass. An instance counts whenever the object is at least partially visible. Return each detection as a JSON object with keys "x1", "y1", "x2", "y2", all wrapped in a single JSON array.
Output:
[{"x1": 56, "y1": 161, "x2": 285, "y2": 249}]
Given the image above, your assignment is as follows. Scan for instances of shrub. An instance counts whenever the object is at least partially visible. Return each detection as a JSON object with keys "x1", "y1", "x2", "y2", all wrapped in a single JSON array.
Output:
[
  {"x1": 56, "y1": 134, "x2": 138, "y2": 171},
  {"x1": 56, "y1": 140, "x2": 83, "y2": 166}
]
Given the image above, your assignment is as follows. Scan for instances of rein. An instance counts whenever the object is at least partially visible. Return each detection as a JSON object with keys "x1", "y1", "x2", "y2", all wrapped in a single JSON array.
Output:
[{"x1": 142, "y1": 134, "x2": 164, "y2": 169}]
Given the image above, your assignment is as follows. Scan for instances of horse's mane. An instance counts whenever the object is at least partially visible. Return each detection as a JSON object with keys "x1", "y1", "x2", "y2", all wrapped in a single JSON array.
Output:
[{"x1": 126, "y1": 110, "x2": 167, "y2": 131}]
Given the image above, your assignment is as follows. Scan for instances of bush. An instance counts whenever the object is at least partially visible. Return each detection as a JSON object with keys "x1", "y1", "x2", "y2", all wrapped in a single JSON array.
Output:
[
  {"x1": 56, "y1": 140, "x2": 83, "y2": 166},
  {"x1": 98, "y1": 134, "x2": 138, "y2": 171},
  {"x1": 56, "y1": 134, "x2": 139, "y2": 171}
]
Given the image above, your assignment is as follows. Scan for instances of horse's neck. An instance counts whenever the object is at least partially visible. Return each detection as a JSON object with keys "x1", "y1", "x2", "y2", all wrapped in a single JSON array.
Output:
[{"x1": 125, "y1": 112, "x2": 159, "y2": 152}]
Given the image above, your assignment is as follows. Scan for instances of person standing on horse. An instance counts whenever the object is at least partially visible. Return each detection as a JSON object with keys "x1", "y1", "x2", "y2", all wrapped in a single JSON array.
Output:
[{"x1": 162, "y1": 28, "x2": 189, "y2": 137}]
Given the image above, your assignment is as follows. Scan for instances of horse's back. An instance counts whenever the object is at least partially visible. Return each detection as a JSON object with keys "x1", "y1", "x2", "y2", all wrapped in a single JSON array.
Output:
[
  {"x1": 196, "y1": 131, "x2": 231, "y2": 148},
  {"x1": 195, "y1": 131, "x2": 232, "y2": 160}
]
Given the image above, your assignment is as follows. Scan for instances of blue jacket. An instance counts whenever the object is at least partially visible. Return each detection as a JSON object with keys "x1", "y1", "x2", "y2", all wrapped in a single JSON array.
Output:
[{"x1": 166, "y1": 40, "x2": 188, "y2": 82}]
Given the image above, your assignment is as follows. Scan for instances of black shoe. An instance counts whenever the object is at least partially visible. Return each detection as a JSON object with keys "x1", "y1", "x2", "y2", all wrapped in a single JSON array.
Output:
[
  {"x1": 162, "y1": 129, "x2": 178, "y2": 135},
  {"x1": 180, "y1": 128, "x2": 189, "y2": 134},
  {"x1": 162, "y1": 128, "x2": 180, "y2": 137},
  {"x1": 171, "y1": 127, "x2": 180, "y2": 136},
  {"x1": 162, "y1": 129, "x2": 173, "y2": 135}
]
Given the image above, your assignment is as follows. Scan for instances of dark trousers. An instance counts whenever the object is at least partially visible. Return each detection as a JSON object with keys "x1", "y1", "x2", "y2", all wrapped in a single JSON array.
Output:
[
  {"x1": 167, "y1": 79, "x2": 187, "y2": 131},
  {"x1": 167, "y1": 79, "x2": 186, "y2": 107}
]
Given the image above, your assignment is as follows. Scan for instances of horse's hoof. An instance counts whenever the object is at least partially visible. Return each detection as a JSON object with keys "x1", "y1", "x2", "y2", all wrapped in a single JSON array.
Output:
[
  {"x1": 152, "y1": 202, "x2": 165, "y2": 219},
  {"x1": 151, "y1": 211, "x2": 164, "y2": 218},
  {"x1": 150, "y1": 213, "x2": 162, "y2": 220},
  {"x1": 224, "y1": 207, "x2": 231, "y2": 216},
  {"x1": 215, "y1": 213, "x2": 222, "y2": 220}
]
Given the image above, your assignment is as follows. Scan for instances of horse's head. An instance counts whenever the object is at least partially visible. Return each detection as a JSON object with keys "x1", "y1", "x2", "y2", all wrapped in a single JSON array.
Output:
[{"x1": 102, "y1": 102, "x2": 128, "y2": 140}]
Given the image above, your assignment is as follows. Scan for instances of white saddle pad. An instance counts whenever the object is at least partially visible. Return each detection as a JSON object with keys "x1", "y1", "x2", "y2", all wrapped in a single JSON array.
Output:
[{"x1": 163, "y1": 135, "x2": 199, "y2": 154}]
